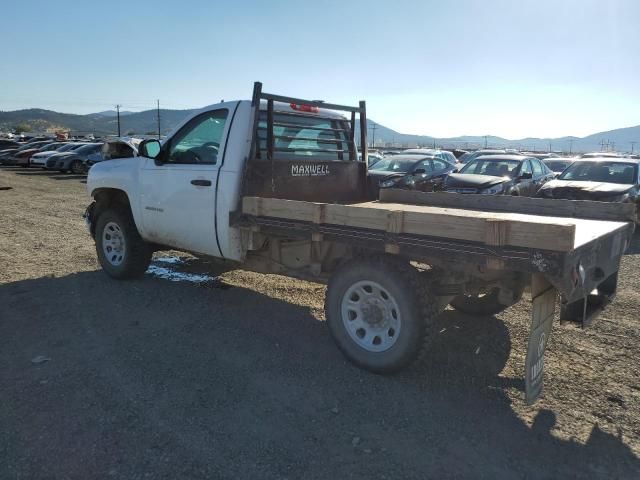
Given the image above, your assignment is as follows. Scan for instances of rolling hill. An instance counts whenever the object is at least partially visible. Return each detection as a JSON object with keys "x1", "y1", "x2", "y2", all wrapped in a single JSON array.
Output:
[{"x1": 0, "y1": 107, "x2": 637, "y2": 153}]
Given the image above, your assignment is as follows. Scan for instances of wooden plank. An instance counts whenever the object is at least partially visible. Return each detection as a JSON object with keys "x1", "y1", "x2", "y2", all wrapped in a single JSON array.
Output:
[
  {"x1": 386, "y1": 210, "x2": 405, "y2": 234},
  {"x1": 356, "y1": 202, "x2": 577, "y2": 251},
  {"x1": 242, "y1": 196, "x2": 581, "y2": 251},
  {"x1": 242, "y1": 197, "x2": 320, "y2": 223},
  {"x1": 379, "y1": 189, "x2": 637, "y2": 223},
  {"x1": 484, "y1": 219, "x2": 510, "y2": 246}
]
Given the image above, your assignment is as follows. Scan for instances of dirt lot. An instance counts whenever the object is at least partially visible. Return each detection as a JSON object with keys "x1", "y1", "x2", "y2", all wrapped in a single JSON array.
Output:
[{"x1": 1, "y1": 167, "x2": 639, "y2": 479}]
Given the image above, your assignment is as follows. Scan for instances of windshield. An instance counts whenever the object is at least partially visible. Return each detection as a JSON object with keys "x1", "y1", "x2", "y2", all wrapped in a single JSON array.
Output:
[
  {"x1": 56, "y1": 143, "x2": 77, "y2": 152},
  {"x1": 544, "y1": 160, "x2": 571, "y2": 172},
  {"x1": 17, "y1": 142, "x2": 46, "y2": 151},
  {"x1": 459, "y1": 158, "x2": 521, "y2": 177},
  {"x1": 369, "y1": 158, "x2": 418, "y2": 172},
  {"x1": 558, "y1": 161, "x2": 638, "y2": 184},
  {"x1": 73, "y1": 144, "x2": 102, "y2": 154}
]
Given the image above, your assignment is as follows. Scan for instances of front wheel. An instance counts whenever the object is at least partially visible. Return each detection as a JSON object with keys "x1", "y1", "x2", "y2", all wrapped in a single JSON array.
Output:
[
  {"x1": 70, "y1": 160, "x2": 84, "y2": 174},
  {"x1": 325, "y1": 256, "x2": 440, "y2": 373},
  {"x1": 95, "y1": 207, "x2": 152, "y2": 279}
]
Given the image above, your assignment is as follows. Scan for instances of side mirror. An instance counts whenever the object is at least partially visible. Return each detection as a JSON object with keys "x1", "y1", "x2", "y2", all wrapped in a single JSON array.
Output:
[
  {"x1": 139, "y1": 139, "x2": 162, "y2": 160},
  {"x1": 519, "y1": 172, "x2": 533, "y2": 180},
  {"x1": 452, "y1": 168, "x2": 459, "y2": 173}
]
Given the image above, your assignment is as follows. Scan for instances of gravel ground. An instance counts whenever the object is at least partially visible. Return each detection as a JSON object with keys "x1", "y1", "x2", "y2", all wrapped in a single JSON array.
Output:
[{"x1": 1, "y1": 167, "x2": 639, "y2": 479}]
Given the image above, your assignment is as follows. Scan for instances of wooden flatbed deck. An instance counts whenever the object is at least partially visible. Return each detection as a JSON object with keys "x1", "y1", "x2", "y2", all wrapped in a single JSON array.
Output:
[{"x1": 242, "y1": 191, "x2": 634, "y2": 253}]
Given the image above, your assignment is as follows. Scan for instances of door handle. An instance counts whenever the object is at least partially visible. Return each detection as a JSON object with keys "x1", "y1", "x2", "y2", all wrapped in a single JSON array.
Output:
[{"x1": 191, "y1": 179, "x2": 212, "y2": 187}]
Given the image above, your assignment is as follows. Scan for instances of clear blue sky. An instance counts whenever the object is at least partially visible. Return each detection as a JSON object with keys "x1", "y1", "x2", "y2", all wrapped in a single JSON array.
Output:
[{"x1": 1, "y1": 0, "x2": 638, "y2": 139}]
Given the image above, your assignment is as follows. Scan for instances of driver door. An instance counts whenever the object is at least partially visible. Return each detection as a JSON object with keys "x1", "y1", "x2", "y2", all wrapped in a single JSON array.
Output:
[{"x1": 139, "y1": 108, "x2": 230, "y2": 256}]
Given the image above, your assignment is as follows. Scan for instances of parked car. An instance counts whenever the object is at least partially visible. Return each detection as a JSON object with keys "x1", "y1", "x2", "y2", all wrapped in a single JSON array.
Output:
[
  {"x1": 367, "y1": 154, "x2": 455, "y2": 198},
  {"x1": 542, "y1": 157, "x2": 575, "y2": 176},
  {"x1": 84, "y1": 137, "x2": 140, "y2": 171},
  {"x1": 402, "y1": 148, "x2": 458, "y2": 165},
  {"x1": 452, "y1": 149, "x2": 469, "y2": 159},
  {"x1": 46, "y1": 143, "x2": 103, "y2": 173},
  {"x1": 444, "y1": 154, "x2": 554, "y2": 195},
  {"x1": 1, "y1": 140, "x2": 55, "y2": 165},
  {"x1": 367, "y1": 152, "x2": 384, "y2": 167},
  {"x1": 457, "y1": 149, "x2": 507, "y2": 165},
  {"x1": 15, "y1": 142, "x2": 66, "y2": 167},
  {"x1": 30, "y1": 142, "x2": 84, "y2": 167},
  {"x1": 537, "y1": 158, "x2": 639, "y2": 204},
  {"x1": 0, "y1": 139, "x2": 21, "y2": 150},
  {"x1": 581, "y1": 152, "x2": 620, "y2": 158},
  {"x1": 521, "y1": 152, "x2": 556, "y2": 160}
]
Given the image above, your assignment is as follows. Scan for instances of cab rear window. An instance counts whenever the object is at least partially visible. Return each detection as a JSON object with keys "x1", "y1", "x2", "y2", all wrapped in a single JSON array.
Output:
[{"x1": 256, "y1": 111, "x2": 354, "y2": 161}]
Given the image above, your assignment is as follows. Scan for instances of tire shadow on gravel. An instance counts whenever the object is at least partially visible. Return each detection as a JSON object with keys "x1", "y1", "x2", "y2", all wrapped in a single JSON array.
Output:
[{"x1": 0, "y1": 271, "x2": 638, "y2": 479}]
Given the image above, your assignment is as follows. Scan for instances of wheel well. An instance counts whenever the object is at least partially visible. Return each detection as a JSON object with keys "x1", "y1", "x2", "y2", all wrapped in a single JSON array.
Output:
[{"x1": 89, "y1": 188, "x2": 133, "y2": 237}]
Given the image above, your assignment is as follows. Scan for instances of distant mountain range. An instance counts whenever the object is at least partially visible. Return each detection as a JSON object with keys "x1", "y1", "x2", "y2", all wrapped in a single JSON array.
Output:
[{"x1": 0, "y1": 107, "x2": 637, "y2": 153}]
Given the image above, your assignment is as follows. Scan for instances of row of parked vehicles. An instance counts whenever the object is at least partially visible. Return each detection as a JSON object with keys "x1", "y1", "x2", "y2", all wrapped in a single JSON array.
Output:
[
  {"x1": 366, "y1": 148, "x2": 640, "y2": 205},
  {"x1": 0, "y1": 137, "x2": 140, "y2": 173}
]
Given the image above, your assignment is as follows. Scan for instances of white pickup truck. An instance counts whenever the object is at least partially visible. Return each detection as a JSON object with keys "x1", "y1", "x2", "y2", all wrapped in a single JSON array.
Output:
[{"x1": 86, "y1": 83, "x2": 634, "y2": 403}]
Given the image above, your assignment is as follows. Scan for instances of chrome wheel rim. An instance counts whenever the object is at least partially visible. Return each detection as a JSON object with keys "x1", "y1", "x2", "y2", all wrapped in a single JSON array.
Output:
[
  {"x1": 102, "y1": 221, "x2": 126, "y2": 266},
  {"x1": 341, "y1": 280, "x2": 401, "y2": 352}
]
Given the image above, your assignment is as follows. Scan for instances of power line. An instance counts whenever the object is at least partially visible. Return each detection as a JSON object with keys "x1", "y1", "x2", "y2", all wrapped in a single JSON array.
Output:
[{"x1": 157, "y1": 100, "x2": 161, "y2": 139}]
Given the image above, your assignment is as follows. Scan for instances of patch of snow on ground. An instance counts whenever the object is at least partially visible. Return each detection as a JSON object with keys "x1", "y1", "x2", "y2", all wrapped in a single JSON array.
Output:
[
  {"x1": 153, "y1": 256, "x2": 184, "y2": 265},
  {"x1": 146, "y1": 265, "x2": 214, "y2": 283}
]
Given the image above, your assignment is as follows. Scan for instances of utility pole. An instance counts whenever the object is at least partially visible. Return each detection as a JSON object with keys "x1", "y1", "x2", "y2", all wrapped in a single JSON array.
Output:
[
  {"x1": 368, "y1": 122, "x2": 378, "y2": 148},
  {"x1": 631, "y1": 141, "x2": 637, "y2": 154},
  {"x1": 116, "y1": 104, "x2": 121, "y2": 137},
  {"x1": 484, "y1": 135, "x2": 488, "y2": 148},
  {"x1": 569, "y1": 139, "x2": 573, "y2": 155},
  {"x1": 432, "y1": 138, "x2": 436, "y2": 149},
  {"x1": 548, "y1": 141, "x2": 552, "y2": 153},
  {"x1": 156, "y1": 100, "x2": 161, "y2": 139}
]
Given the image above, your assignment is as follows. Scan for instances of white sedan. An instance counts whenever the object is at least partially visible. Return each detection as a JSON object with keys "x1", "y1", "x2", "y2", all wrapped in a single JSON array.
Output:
[{"x1": 30, "y1": 143, "x2": 84, "y2": 167}]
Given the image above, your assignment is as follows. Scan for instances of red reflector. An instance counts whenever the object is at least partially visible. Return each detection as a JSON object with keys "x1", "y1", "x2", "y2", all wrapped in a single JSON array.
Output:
[{"x1": 290, "y1": 103, "x2": 319, "y2": 113}]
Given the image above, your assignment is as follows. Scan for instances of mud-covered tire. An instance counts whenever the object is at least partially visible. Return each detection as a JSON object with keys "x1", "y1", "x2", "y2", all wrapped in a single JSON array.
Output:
[
  {"x1": 95, "y1": 207, "x2": 152, "y2": 279},
  {"x1": 325, "y1": 256, "x2": 440, "y2": 373},
  {"x1": 450, "y1": 288, "x2": 513, "y2": 316}
]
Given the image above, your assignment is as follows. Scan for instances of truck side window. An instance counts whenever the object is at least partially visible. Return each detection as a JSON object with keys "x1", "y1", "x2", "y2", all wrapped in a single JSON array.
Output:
[{"x1": 167, "y1": 109, "x2": 228, "y2": 164}]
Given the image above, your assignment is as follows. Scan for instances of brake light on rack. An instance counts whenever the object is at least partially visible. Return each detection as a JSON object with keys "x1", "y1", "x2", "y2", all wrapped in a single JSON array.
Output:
[{"x1": 290, "y1": 103, "x2": 319, "y2": 113}]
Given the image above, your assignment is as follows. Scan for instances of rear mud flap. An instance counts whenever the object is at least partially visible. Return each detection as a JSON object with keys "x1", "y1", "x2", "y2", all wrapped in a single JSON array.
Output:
[{"x1": 525, "y1": 274, "x2": 557, "y2": 405}]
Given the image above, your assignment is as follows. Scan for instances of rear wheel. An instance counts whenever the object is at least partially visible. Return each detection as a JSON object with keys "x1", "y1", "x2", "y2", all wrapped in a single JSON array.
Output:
[
  {"x1": 325, "y1": 256, "x2": 440, "y2": 373},
  {"x1": 95, "y1": 207, "x2": 152, "y2": 279}
]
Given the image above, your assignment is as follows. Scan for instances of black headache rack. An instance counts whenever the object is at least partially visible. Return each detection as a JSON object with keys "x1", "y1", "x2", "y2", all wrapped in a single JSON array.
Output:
[{"x1": 243, "y1": 82, "x2": 369, "y2": 203}]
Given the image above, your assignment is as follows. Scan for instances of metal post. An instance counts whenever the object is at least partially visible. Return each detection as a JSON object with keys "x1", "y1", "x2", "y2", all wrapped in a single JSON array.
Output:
[
  {"x1": 350, "y1": 111, "x2": 356, "y2": 160},
  {"x1": 156, "y1": 100, "x2": 161, "y2": 139},
  {"x1": 248, "y1": 82, "x2": 262, "y2": 161},
  {"x1": 359, "y1": 101, "x2": 368, "y2": 162},
  {"x1": 116, "y1": 104, "x2": 121, "y2": 137}
]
